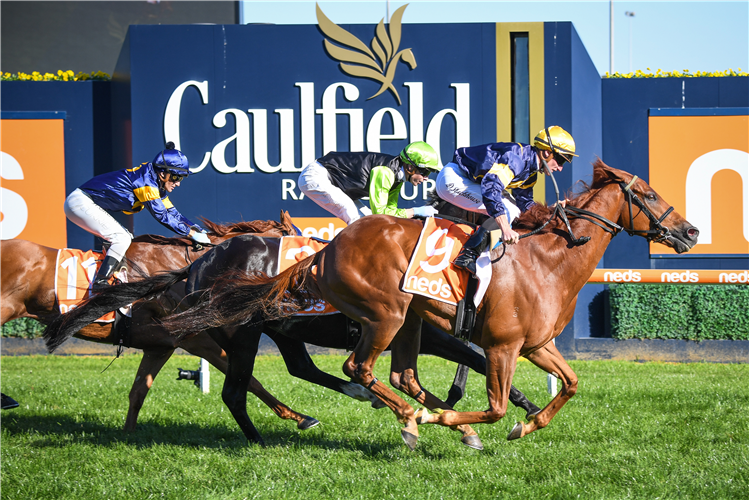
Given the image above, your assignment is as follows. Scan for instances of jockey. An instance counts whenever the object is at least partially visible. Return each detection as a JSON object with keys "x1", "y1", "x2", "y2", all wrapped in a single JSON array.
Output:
[
  {"x1": 298, "y1": 141, "x2": 441, "y2": 225},
  {"x1": 63, "y1": 141, "x2": 210, "y2": 292},
  {"x1": 435, "y1": 126, "x2": 577, "y2": 275}
]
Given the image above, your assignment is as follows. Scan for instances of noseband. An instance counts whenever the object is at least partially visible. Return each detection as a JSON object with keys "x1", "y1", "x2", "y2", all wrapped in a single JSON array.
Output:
[{"x1": 564, "y1": 175, "x2": 674, "y2": 243}]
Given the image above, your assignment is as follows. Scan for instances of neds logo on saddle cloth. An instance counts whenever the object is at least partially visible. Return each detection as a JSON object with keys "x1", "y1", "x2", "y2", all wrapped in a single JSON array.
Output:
[
  {"x1": 277, "y1": 236, "x2": 338, "y2": 315},
  {"x1": 402, "y1": 217, "x2": 491, "y2": 306}
]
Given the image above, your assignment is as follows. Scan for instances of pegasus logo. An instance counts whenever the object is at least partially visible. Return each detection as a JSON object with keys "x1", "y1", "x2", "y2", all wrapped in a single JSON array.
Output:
[{"x1": 316, "y1": 3, "x2": 416, "y2": 105}]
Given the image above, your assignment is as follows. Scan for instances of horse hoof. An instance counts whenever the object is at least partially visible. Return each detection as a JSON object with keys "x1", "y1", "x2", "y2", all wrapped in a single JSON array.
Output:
[
  {"x1": 461, "y1": 434, "x2": 484, "y2": 451},
  {"x1": 507, "y1": 422, "x2": 524, "y2": 441},
  {"x1": 298, "y1": 416, "x2": 320, "y2": 430},
  {"x1": 401, "y1": 430, "x2": 418, "y2": 451}
]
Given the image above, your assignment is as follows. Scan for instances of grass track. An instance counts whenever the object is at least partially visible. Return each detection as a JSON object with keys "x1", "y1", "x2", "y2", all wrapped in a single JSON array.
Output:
[{"x1": 1, "y1": 354, "x2": 747, "y2": 499}]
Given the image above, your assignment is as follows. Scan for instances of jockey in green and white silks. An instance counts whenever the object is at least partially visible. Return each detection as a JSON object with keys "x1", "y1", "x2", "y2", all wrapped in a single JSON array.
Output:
[
  {"x1": 435, "y1": 126, "x2": 578, "y2": 275},
  {"x1": 298, "y1": 141, "x2": 441, "y2": 225},
  {"x1": 63, "y1": 142, "x2": 209, "y2": 292}
]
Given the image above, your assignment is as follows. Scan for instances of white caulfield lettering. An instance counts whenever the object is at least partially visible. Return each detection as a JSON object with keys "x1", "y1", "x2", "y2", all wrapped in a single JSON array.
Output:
[
  {"x1": 247, "y1": 109, "x2": 298, "y2": 173},
  {"x1": 164, "y1": 80, "x2": 211, "y2": 172},
  {"x1": 211, "y1": 109, "x2": 253, "y2": 173},
  {"x1": 316, "y1": 83, "x2": 364, "y2": 155},
  {"x1": 425, "y1": 83, "x2": 471, "y2": 166},
  {"x1": 685, "y1": 149, "x2": 749, "y2": 245},
  {"x1": 166, "y1": 80, "x2": 472, "y2": 177}
]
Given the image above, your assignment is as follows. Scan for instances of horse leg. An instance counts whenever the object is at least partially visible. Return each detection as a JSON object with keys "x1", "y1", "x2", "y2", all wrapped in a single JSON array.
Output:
[
  {"x1": 269, "y1": 331, "x2": 385, "y2": 409},
  {"x1": 388, "y1": 312, "x2": 483, "y2": 450},
  {"x1": 178, "y1": 332, "x2": 319, "y2": 431},
  {"x1": 216, "y1": 325, "x2": 265, "y2": 445},
  {"x1": 125, "y1": 347, "x2": 174, "y2": 432},
  {"x1": 507, "y1": 340, "x2": 578, "y2": 441},
  {"x1": 415, "y1": 342, "x2": 524, "y2": 428},
  {"x1": 420, "y1": 323, "x2": 541, "y2": 418},
  {"x1": 341, "y1": 317, "x2": 421, "y2": 450}
]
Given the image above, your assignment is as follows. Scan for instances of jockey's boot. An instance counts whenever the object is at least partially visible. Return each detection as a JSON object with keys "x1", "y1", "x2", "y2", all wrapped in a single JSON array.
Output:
[
  {"x1": 91, "y1": 255, "x2": 120, "y2": 294},
  {"x1": 1, "y1": 393, "x2": 19, "y2": 410},
  {"x1": 452, "y1": 226, "x2": 489, "y2": 276}
]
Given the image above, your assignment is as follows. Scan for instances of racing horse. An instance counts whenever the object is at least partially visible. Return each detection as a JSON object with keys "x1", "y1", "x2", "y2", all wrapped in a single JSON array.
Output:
[
  {"x1": 1, "y1": 214, "x2": 335, "y2": 430},
  {"x1": 147, "y1": 160, "x2": 699, "y2": 449},
  {"x1": 42, "y1": 234, "x2": 542, "y2": 448}
]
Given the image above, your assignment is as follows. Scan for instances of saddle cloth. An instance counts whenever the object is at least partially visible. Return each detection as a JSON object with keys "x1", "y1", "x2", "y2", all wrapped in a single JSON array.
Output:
[
  {"x1": 55, "y1": 249, "x2": 129, "y2": 323},
  {"x1": 401, "y1": 217, "x2": 491, "y2": 307}
]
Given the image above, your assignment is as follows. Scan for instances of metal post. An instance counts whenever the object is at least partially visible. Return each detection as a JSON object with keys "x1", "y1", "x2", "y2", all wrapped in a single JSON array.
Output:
[
  {"x1": 199, "y1": 358, "x2": 210, "y2": 393},
  {"x1": 625, "y1": 11, "x2": 635, "y2": 73},
  {"x1": 609, "y1": 0, "x2": 614, "y2": 74}
]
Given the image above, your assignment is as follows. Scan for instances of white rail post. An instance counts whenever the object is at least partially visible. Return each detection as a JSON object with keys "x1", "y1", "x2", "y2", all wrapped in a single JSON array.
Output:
[
  {"x1": 547, "y1": 338, "x2": 558, "y2": 395},
  {"x1": 199, "y1": 358, "x2": 210, "y2": 394}
]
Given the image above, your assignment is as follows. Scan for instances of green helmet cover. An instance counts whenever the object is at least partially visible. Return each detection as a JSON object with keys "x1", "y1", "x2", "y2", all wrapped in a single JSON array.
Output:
[{"x1": 400, "y1": 141, "x2": 441, "y2": 172}]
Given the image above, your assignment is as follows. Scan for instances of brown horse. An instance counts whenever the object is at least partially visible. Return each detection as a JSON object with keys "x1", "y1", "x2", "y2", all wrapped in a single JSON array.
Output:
[
  {"x1": 159, "y1": 160, "x2": 699, "y2": 449},
  {"x1": 0, "y1": 214, "x2": 334, "y2": 430}
]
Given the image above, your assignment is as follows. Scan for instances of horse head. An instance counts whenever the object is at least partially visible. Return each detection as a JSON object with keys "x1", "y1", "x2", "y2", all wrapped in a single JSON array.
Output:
[{"x1": 600, "y1": 162, "x2": 699, "y2": 254}]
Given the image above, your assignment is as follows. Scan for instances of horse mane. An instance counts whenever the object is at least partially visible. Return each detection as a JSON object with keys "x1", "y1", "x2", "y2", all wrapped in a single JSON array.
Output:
[
  {"x1": 130, "y1": 211, "x2": 295, "y2": 246},
  {"x1": 512, "y1": 158, "x2": 615, "y2": 234}
]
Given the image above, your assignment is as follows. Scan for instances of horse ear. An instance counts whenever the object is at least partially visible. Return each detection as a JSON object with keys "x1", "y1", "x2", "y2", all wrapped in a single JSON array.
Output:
[{"x1": 602, "y1": 165, "x2": 629, "y2": 184}]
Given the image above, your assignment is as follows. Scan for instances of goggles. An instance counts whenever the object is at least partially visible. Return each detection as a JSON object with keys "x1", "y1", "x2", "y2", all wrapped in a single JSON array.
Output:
[
  {"x1": 168, "y1": 173, "x2": 186, "y2": 182},
  {"x1": 553, "y1": 151, "x2": 572, "y2": 166}
]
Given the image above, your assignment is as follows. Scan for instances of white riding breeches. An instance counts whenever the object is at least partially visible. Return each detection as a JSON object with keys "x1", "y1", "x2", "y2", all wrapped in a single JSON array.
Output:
[
  {"x1": 435, "y1": 162, "x2": 521, "y2": 223},
  {"x1": 64, "y1": 188, "x2": 133, "y2": 261},
  {"x1": 298, "y1": 161, "x2": 369, "y2": 225}
]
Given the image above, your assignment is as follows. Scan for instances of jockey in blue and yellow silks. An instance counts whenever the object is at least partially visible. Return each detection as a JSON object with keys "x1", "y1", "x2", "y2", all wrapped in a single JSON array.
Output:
[
  {"x1": 435, "y1": 126, "x2": 578, "y2": 275},
  {"x1": 64, "y1": 142, "x2": 210, "y2": 292}
]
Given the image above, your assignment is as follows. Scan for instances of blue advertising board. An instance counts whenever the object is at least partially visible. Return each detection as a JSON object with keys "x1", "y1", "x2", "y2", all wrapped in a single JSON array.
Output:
[{"x1": 115, "y1": 20, "x2": 501, "y2": 236}]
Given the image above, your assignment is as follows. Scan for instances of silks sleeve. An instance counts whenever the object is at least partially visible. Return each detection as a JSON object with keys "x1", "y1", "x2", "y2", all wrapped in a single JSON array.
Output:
[
  {"x1": 368, "y1": 166, "x2": 408, "y2": 218},
  {"x1": 144, "y1": 197, "x2": 195, "y2": 235}
]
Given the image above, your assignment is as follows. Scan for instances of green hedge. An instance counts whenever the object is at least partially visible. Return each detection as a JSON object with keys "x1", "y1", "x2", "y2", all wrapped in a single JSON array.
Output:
[
  {"x1": 1, "y1": 318, "x2": 45, "y2": 338},
  {"x1": 609, "y1": 284, "x2": 749, "y2": 341}
]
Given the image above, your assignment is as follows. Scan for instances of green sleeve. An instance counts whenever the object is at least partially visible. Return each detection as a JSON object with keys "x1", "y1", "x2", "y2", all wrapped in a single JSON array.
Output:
[{"x1": 368, "y1": 166, "x2": 408, "y2": 218}]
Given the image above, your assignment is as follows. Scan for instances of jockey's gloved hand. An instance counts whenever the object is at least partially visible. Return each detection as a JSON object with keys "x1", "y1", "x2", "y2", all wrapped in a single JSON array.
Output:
[
  {"x1": 191, "y1": 231, "x2": 211, "y2": 244},
  {"x1": 190, "y1": 224, "x2": 206, "y2": 234},
  {"x1": 412, "y1": 206, "x2": 439, "y2": 218}
]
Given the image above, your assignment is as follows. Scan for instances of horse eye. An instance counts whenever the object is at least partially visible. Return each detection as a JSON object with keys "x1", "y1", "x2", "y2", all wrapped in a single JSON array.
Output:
[{"x1": 647, "y1": 193, "x2": 657, "y2": 202}]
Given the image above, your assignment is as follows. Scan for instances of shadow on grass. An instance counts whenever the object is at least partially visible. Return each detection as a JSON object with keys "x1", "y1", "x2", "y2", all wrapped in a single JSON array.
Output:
[{"x1": 1, "y1": 413, "x2": 401, "y2": 455}]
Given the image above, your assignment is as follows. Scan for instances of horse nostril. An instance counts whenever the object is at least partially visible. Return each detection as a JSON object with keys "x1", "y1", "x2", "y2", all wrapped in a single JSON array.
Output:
[{"x1": 687, "y1": 227, "x2": 699, "y2": 239}]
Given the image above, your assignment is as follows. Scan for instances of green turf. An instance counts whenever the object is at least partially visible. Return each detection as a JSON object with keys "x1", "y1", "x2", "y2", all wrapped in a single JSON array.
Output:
[{"x1": 1, "y1": 354, "x2": 747, "y2": 499}]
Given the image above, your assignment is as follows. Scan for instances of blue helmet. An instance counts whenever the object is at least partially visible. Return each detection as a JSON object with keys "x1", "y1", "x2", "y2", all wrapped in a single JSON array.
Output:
[{"x1": 152, "y1": 142, "x2": 190, "y2": 177}]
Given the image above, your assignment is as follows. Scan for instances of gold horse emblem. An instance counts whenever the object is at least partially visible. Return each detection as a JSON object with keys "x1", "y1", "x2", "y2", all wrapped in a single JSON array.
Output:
[{"x1": 316, "y1": 3, "x2": 417, "y2": 105}]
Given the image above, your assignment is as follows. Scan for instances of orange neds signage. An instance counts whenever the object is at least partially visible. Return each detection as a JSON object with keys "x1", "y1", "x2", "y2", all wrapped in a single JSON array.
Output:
[
  {"x1": 649, "y1": 108, "x2": 749, "y2": 257},
  {"x1": 1, "y1": 117, "x2": 68, "y2": 248},
  {"x1": 587, "y1": 268, "x2": 748, "y2": 284}
]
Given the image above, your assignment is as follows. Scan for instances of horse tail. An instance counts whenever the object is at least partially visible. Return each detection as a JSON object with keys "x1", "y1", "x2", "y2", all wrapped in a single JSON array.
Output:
[
  {"x1": 43, "y1": 266, "x2": 191, "y2": 353},
  {"x1": 162, "y1": 253, "x2": 320, "y2": 336}
]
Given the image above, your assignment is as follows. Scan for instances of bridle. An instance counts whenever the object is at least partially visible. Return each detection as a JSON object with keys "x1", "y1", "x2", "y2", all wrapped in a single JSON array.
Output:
[{"x1": 565, "y1": 175, "x2": 674, "y2": 243}]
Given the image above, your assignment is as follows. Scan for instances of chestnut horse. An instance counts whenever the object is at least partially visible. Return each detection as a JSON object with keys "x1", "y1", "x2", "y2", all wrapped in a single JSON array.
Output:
[
  {"x1": 1, "y1": 214, "x2": 336, "y2": 430},
  {"x1": 151, "y1": 161, "x2": 699, "y2": 449}
]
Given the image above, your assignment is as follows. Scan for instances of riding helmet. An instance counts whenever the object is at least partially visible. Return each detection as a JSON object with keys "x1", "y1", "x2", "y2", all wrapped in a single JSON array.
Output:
[
  {"x1": 400, "y1": 141, "x2": 441, "y2": 173},
  {"x1": 533, "y1": 126, "x2": 578, "y2": 163},
  {"x1": 152, "y1": 141, "x2": 191, "y2": 177}
]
